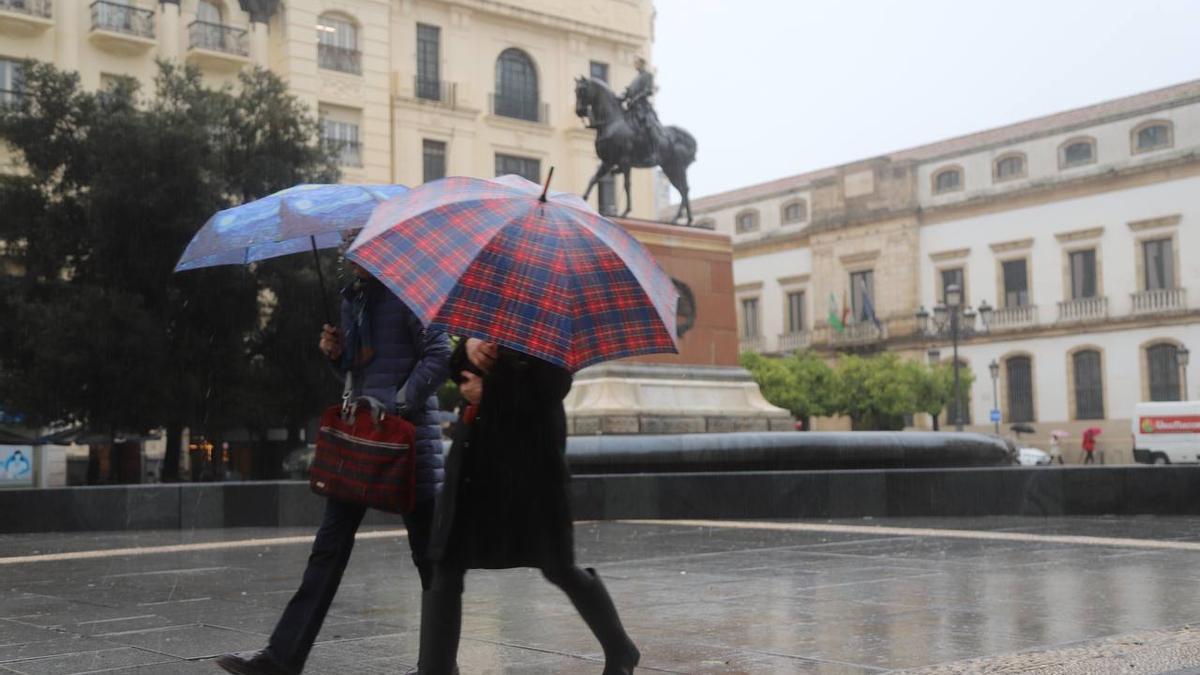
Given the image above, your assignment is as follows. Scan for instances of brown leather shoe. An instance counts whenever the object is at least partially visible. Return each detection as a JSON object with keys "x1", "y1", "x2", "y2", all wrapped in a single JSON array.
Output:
[{"x1": 215, "y1": 650, "x2": 294, "y2": 675}]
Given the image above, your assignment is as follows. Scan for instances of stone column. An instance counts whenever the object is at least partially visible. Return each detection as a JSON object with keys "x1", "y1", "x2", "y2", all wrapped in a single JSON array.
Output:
[
  {"x1": 239, "y1": 0, "x2": 280, "y2": 67},
  {"x1": 159, "y1": 0, "x2": 181, "y2": 60},
  {"x1": 55, "y1": 0, "x2": 80, "y2": 74}
]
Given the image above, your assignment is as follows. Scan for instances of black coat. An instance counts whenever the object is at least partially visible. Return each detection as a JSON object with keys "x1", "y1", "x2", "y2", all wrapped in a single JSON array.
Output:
[{"x1": 428, "y1": 342, "x2": 575, "y2": 570}]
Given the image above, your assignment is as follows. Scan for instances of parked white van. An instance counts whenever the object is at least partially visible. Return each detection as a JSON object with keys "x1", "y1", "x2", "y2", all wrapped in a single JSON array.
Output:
[{"x1": 1131, "y1": 402, "x2": 1200, "y2": 464}]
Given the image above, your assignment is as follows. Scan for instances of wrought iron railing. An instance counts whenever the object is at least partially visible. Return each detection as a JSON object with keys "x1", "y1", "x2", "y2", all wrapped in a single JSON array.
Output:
[
  {"x1": 0, "y1": 0, "x2": 51, "y2": 18},
  {"x1": 489, "y1": 93, "x2": 548, "y2": 124},
  {"x1": 1131, "y1": 288, "x2": 1186, "y2": 315},
  {"x1": 323, "y1": 139, "x2": 362, "y2": 168},
  {"x1": 777, "y1": 331, "x2": 811, "y2": 353},
  {"x1": 188, "y1": 20, "x2": 248, "y2": 56},
  {"x1": 1057, "y1": 296, "x2": 1108, "y2": 322},
  {"x1": 90, "y1": 1, "x2": 154, "y2": 39},
  {"x1": 831, "y1": 321, "x2": 886, "y2": 345},
  {"x1": 990, "y1": 304, "x2": 1038, "y2": 329},
  {"x1": 317, "y1": 44, "x2": 361, "y2": 75},
  {"x1": 414, "y1": 77, "x2": 457, "y2": 107}
]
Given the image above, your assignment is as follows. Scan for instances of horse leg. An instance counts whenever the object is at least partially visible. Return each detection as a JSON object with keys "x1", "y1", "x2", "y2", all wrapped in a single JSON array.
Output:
[
  {"x1": 582, "y1": 162, "x2": 610, "y2": 201},
  {"x1": 664, "y1": 163, "x2": 692, "y2": 225},
  {"x1": 621, "y1": 168, "x2": 633, "y2": 217}
]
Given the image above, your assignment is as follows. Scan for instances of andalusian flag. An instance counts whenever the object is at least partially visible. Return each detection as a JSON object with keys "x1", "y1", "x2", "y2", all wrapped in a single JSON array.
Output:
[{"x1": 827, "y1": 292, "x2": 845, "y2": 333}]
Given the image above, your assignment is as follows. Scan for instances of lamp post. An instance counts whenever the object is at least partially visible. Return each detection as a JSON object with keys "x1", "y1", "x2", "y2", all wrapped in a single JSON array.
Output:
[
  {"x1": 989, "y1": 359, "x2": 1001, "y2": 435},
  {"x1": 915, "y1": 286, "x2": 991, "y2": 432},
  {"x1": 1180, "y1": 345, "x2": 1190, "y2": 400}
]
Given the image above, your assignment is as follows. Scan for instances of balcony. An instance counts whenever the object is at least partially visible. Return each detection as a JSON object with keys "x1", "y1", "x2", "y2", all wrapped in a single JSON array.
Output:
[
  {"x1": 832, "y1": 321, "x2": 886, "y2": 346},
  {"x1": 414, "y1": 77, "x2": 457, "y2": 108},
  {"x1": 318, "y1": 44, "x2": 361, "y2": 75},
  {"x1": 1131, "y1": 288, "x2": 1187, "y2": 315},
  {"x1": 89, "y1": 1, "x2": 155, "y2": 54},
  {"x1": 489, "y1": 93, "x2": 548, "y2": 124},
  {"x1": 739, "y1": 334, "x2": 765, "y2": 354},
  {"x1": 1057, "y1": 296, "x2": 1108, "y2": 323},
  {"x1": 323, "y1": 139, "x2": 362, "y2": 168},
  {"x1": 990, "y1": 304, "x2": 1038, "y2": 330},
  {"x1": 776, "y1": 331, "x2": 811, "y2": 353},
  {"x1": 0, "y1": 0, "x2": 52, "y2": 36},
  {"x1": 186, "y1": 21, "x2": 250, "y2": 70}
]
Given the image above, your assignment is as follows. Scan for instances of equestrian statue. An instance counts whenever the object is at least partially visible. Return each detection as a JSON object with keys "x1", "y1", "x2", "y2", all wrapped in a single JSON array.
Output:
[{"x1": 575, "y1": 57, "x2": 697, "y2": 225}]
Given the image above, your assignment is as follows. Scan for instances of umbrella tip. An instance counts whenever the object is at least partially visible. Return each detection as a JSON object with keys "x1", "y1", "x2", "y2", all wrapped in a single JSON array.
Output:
[{"x1": 539, "y1": 166, "x2": 555, "y2": 203}]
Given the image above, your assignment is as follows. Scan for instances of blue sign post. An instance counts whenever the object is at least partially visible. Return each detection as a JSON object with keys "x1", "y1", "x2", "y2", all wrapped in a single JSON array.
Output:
[{"x1": 990, "y1": 409, "x2": 1001, "y2": 423}]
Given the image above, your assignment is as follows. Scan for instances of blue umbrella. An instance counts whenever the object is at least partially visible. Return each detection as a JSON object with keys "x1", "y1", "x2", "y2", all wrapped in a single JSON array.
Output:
[{"x1": 174, "y1": 183, "x2": 409, "y2": 323}]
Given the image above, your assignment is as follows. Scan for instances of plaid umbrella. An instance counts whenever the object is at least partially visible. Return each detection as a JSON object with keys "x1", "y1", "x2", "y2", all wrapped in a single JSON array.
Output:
[{"x1": 346, "y1": 174, "x2": 679, "y2": 371}]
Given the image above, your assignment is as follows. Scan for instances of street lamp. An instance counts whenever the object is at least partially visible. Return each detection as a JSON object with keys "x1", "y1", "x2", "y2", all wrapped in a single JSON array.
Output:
[
  {"x1": 915, "y1": 284, "x2": 991, "y2": 432},
  {"x1": 1180, "y1": 345, "x2": 1191, "y2": 400},
  {"x1": 989, "y1": 359, "x2": 1001, "y2": 435}
]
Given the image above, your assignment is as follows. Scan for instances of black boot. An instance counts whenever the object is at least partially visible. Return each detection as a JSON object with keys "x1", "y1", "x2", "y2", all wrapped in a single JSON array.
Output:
[
  {"x1": 215, "y1": 650, "x2": 294, "y2": 675},
  {"x1": 568, "y1": 568, "x2": 640, "y2": 675},
  {"x1": 412, "y1": 589, "x2": 462, "y2": 675}
]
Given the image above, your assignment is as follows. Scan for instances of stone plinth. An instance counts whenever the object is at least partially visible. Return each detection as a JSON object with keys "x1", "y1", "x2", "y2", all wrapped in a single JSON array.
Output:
[{"x1": 566, "y1": 218, "x2": 790, "y2": 434}]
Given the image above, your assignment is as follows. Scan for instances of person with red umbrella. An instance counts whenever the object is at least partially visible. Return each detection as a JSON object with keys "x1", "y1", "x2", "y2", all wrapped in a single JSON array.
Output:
[
  {"x1": 348, "y1": 174, "x2": 673, "y2": 675},
  {"x1": 1082, "y1": 427, "x2": 1102, "y2": 464}
]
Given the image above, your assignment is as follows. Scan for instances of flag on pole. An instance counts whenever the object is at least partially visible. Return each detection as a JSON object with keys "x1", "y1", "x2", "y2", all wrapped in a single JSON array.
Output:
[
  {"x1": 862, "y1": 288, "x2": 882, "y2": 328},
  {"x1": 827, "y1": 292, "x2": 845, "y2": 333}
]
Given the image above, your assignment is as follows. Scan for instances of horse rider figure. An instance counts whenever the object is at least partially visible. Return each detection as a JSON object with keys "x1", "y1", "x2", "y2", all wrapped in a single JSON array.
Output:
[{"x1": 621, "y1": 57, "x2": 663, "y2": 165}]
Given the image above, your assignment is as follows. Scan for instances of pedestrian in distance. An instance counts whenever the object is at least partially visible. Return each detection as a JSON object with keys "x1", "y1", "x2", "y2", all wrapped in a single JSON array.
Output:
[
  {"x1": 1049, "y1": 435, "x2": 1064, "y2": 465},
  {"x1": 413, "y1": 337, "x2": 640, "y2": 675},
  {"x1": 217, "y1": 236, "x2": 451, "y2": 675},
  {"x1": 1082, "y1": 433, "x2": 1097, "y2": 464}
]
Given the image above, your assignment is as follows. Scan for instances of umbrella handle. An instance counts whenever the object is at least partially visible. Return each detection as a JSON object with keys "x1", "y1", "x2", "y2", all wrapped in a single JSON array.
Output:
[
  {"x1": 310, "y1": 236, "x2": 333, "y2": 327},
  {"x1": 539, "y1": 166, "x2": 555, "y2": 203}
]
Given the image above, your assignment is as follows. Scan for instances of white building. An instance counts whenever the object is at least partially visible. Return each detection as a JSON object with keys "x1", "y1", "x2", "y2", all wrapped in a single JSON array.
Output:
[{"x1": 673, "y1": 79, "x2": 1200, "y2": 460}]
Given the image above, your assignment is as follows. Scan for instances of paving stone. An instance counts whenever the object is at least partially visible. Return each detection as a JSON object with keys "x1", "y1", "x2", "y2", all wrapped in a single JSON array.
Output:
[{"x1": 0, "y1": 647, "x2": 172, "y2": 675}]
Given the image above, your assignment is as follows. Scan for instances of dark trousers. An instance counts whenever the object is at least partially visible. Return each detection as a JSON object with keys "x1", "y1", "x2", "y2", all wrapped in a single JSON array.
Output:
[{"x1": 267, "y1": 497, "x2": 434, "y2": 673}]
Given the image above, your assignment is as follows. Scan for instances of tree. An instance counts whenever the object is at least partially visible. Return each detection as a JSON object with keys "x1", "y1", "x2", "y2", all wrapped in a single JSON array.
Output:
[
  {"x1": 830, "y1": 353, "x2": 917, "y2": 431},
  {"x1": 741, "y1": 351, "x2": 835, "y2": 425},
  {"x1": 0, "y1": 61, "x2": 337, "y2": 481}
]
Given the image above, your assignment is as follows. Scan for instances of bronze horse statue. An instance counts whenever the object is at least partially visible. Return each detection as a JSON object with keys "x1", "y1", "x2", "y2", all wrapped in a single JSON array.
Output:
[{"x1": 574, "y1": 76, "x2": 697, "y2": 225}]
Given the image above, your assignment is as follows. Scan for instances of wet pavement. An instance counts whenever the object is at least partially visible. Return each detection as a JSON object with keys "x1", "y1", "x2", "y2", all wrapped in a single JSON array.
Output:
[{"x1": 2, "y1": 516, "x2": 1200, "y2": 673}]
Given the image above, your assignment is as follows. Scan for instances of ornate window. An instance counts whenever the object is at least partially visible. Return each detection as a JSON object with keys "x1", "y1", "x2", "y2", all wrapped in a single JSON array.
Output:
[
  {"x1": 932, "y1": 166, "x2": 963, "y2": 194},
  {"x1": 781, "y1": 200, "x2": 807, "y2": 224},
  {"x1": 993, "y1": 153, "x2": 1026, "y2": 182},
  {"x1": 1072, "y1": 350, "x2": 1104, "y2": 420},
  {"x1": 1059, "y1": 137, "x2": 1096, "y2": 169},
  {"x1": 741, "y1": 297, "x2": 760, "y2": 338},
  {"x1": 1006, "y1": 356, "x2": 1035, "y2": 423},
  {"x1": 416, "y1": 24, "x2": 441, "y2": 100},
  {"x1": 422, "y1": 139, "x2": 446, "y2": 183},
  {"x1": 735, "y1": 210, "x2": 759, "y2": 233},
  {"x1": 1133, "y1": 120, "x2": 1172, "y2": 153},
  {"x1": 495, "y1": 153, "x2": 540, "y2": 183},
  {"x1": 1143, "y1": 238, "x2": 1175, "y2": 291},
  {"x1": 0, "y1": 59, "x2": 23, "y2": 105},
  {"x1": 1068, "y1": 249, "x2": 1097, "y2": 300},
  {"x1": 849, "y1": 270, "x2": 876, "y2": 323},
  {"x1": 1001, "y1": 258, "x2": 1029, "y2": 307},
  {"x1": 317, "y1": 14, "x2": 361, "y2": 74},
  {"x1": 1146, "y1": 343, "x2": 1181, "y2": 401},
  {"x1": 320, "y1": 118, "x2": 361, "y2": 167},
  {"x1": 785, "y1": 291, "x2": 805, "y2": 333},
  {"x1": 494, "y1": 48, "x2": 539, "y2": 122}
]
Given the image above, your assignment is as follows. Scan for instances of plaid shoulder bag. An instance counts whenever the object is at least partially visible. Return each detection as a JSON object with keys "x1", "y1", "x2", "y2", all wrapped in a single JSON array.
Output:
[{"x1": 310, "y1": 373, "x2": 417, "y2": 513}]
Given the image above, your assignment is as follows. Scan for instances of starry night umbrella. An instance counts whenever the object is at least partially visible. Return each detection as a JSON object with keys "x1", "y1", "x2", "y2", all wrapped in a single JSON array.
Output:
[
  {"x1": 174, "y1": 183, "x2": 410, "y2": 323},
  {"x1": 345, "y1": 172, "x2": 680, "y2": 372}
]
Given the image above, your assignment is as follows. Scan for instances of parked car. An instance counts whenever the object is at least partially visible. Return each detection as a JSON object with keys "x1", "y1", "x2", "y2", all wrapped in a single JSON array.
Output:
[
  {"x1": 1015, "y1": 447, "x2": 1051, "y2": 466},
  {"x1": 1132, "y1": 401, "x2": 1200, "y2": 464}
]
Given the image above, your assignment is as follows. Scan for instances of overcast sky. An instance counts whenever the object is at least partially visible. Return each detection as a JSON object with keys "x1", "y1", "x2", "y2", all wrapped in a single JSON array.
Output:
[{"x1": 651, "y1": 0, "x2": 1200, "y2": 199}]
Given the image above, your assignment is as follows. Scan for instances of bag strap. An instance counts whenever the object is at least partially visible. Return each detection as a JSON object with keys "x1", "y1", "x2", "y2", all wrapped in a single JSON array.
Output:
[{"x1": 340, "y1": 370, "x2": 355, "y2": 416}]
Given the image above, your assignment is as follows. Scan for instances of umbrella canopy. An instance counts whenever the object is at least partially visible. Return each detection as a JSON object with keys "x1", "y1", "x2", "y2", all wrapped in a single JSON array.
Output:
[
  {"x1": 347, "y1": 174, "x2": 680, "y2": 371},
  {"x1": 1083, "y1": 427, "x2": 1103, "y2": 438},
  {"x1": 1010, "y1": 423, "x2": 1036, "y2": 435},
  {"x1": 174, "y1": 183, "x2": 409, "y2": 272}
]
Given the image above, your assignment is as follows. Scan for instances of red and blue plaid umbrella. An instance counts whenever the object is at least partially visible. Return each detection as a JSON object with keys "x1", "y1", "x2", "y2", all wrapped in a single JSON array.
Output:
[{"x1": 346, "y1": 174, "x2": 679, "y2": 371}]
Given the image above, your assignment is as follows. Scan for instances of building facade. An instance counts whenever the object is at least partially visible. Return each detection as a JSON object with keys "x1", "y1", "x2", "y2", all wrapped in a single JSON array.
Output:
[
  {"x1": 0, "y1": 0, "x2": 657, "y2": 216},
  {"x1": 677, "y1": 80, "x2": 1200, "y2": 460}
]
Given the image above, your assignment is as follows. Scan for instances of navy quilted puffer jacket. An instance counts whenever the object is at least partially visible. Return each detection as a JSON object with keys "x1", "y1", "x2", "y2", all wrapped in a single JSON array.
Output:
[{"x1": 338, "y1": 278, "x2": 451, "y2": 503}]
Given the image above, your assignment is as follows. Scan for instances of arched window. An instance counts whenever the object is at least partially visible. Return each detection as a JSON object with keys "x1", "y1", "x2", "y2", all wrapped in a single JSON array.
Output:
[
  {"x1": 317, "y1": 13, "x2": 361, "y2": 74},
  {"x1": 1072, "y1": 349, "x2": 1104, "y2": 419},
  {"x1": 993, "y1": 153, "x2": 1026, "y2": 182},
  {"x1": 1059, "y1": 137, "x2": 1096, "y2": 169},
  {"x1": 932, "y1": 166, "x2": 962, "y2": 194},
  {"x1": 1146, "y1": 343, "x2": 1181, "y2": 401},
  {"x1": 1133, "y1": 120, "x2": 1173, "y2": 153},
  {"x1": 781, "y1": 200, "x2": 807, "y2": 224},
  {"x1": 495, "y1": 48, "x2": 539, "y2": 122},
  {"x1": 1006, "y1": 356, "x2": 1034, "y2": 423},
  {"x1": 735, "y1": 210, "x2": 759, "y2": 233}
]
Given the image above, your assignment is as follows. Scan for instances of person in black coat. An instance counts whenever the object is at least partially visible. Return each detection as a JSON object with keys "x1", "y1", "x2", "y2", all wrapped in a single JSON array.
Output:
[{"x1": 415, "y1": 338, "x2": 640, "y2": 675}]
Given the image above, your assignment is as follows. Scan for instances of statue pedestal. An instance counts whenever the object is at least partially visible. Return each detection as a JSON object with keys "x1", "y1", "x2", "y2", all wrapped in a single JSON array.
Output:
[
  {"x1": 565, "y1": 362, "x2": 793, "y2": 434},
  {"x1": 565, "y1": 218, "x2": 791, "y2": 435}
]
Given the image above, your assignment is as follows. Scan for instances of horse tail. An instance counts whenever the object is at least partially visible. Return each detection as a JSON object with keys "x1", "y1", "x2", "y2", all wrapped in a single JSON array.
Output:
[{"x1": 665, "y1": 126, "x2": 697, "y2": 166}]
